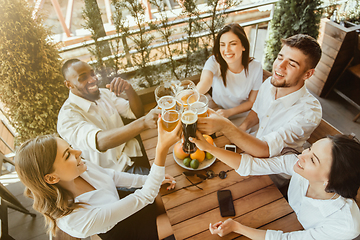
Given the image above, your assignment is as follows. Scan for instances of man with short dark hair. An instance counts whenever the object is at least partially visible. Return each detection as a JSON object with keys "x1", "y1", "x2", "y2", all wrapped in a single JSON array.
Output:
[
  {"x1": 57, "y1": 59, "x2": 159, "y2": 173},
  {"x1": 198, "y1": 34, "x2": 322, "y2": 158}
]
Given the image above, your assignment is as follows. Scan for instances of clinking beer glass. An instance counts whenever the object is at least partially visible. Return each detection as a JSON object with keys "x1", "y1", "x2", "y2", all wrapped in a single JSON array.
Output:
[
  {"x1": 181, "y1": 109, "x2": 198, "y2": 154},
  {"x1": 162, "y1": 109, "x2": 180, "y2": 132}
]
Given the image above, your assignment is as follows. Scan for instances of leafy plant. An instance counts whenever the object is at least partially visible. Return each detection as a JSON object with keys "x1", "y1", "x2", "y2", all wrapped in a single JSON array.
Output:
[
  {"x1": 180, "y1": 0, "x2": 204, "y2": 78},
  {"x1": 111, "y1": 0, "x2": 130, "y2": 74},
  {"x1": 113, "y1": 0, "x2": 156, "y2": 87},
  {"x1": 149, "y1": 0, "x2": 181, "y2": 80},
  {"x1": 264, "y1": 0, "x2": 322, "y2": 71},
  {"x1": 82, "y1": 0, "x2": 114, "y2": 84},
  {"x1": 0, "y1": 0, "x2": 68, "y2": 144},
  {"x1": 336, "y1": 0, "x2": 360, "y2": 25}
]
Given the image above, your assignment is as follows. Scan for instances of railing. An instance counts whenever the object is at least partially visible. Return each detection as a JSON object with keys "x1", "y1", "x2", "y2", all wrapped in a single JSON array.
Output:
[{"x1": 58, "y1": 0, "x2": 278, "y2": 67}]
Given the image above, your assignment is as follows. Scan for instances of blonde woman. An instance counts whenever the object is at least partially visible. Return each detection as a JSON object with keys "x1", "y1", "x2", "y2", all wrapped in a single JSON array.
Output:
[{"x1": 15, "y1": 118, "x2": 181, "y2": 239}]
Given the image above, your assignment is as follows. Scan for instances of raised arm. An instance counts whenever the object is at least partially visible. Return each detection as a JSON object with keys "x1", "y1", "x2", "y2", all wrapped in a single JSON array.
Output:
[
  {"x1": 197, "y1": 69, "x2": 214, "y2": 95},
  {"x1": 58, "y1": 119, "x2": 182, "y2": 238},
  {"x1": 107, "y1": 77, "x2": 144, "y2": 118},
  {"x1": 96, "y1": 108, "x2": 160, "y2": 151},
  {"x1": 197, "y1": 109, "x2": 269, "y2": 157}
]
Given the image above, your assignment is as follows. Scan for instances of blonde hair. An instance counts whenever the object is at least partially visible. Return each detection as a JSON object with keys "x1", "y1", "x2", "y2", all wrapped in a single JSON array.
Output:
[{"x1": 15, "y1": 135, "x2": 84, "y2": 236}]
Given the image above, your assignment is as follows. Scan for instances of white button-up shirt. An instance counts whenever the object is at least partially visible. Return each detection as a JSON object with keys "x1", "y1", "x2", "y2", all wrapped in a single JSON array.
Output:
[
  {"x1": 237, "y1": 154, "x2": 360, "y2": 240},
  {"x1": 57, "y1": 161, "x2": 164, "y2": 238},
  {"x1": 252, "y1": 78, "x2": 322, "y2": 157},
  {"x1": 57, "y1": 89, "x2": 142, "y2": 172}
]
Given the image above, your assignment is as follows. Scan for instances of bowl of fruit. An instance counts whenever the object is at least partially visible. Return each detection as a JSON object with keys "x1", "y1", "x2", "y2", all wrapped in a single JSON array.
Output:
[{"x1": 173, "y1": 134, "x2": 216, "y2": 170}]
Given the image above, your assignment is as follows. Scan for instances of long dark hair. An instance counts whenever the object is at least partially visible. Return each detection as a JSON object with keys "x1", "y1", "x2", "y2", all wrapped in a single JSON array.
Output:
[
  {"x1": 213, "y1": 23, "x2": 252, "y2": 87},
  {"x1": 325, "y1": 135, "x2": 360, "y2": 199}
]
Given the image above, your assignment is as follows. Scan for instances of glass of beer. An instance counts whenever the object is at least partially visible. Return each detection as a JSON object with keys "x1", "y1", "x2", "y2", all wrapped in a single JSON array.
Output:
[
  {"x1": 175, "y1": 80, "x2": 199, "y2": 109},
  {"x1": 189, "y1": 94, "x2": 208, "y2": 117},
  {"x1": 158, "y1": 96, "x2": 176, "y2": 111},
  {"x1": 155, "y1": 84, "x2": 175, "y2": 103},
  {"x1": 181, "y1": 109, "x2": 198, "y2": 154},
  {"x1": 162, "y1": 109, "x2": 181, "y2": 132}
]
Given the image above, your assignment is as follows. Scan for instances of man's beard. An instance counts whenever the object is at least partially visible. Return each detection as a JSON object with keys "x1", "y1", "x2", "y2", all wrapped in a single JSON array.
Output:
[{"x1": 270, "y1": 76, "x2": 299, "y2": 88}]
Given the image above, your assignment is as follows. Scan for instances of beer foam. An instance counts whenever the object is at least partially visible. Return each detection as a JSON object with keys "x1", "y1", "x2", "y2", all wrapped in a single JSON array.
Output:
[
  {"x1": 181, "y1": 110, "x2": 198, "y2": 124},
  {"x1": 190, "y1": 102, "x2": 207, "y2": 114}
]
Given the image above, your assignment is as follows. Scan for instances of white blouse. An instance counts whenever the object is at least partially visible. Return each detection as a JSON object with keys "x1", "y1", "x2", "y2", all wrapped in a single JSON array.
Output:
[
  {"x1": 56, "y1": 160, "x2": 164, "y2": 238},
  {"x1": 203, "y1": 56, "x2": 263, "y2": 111},
  {"x1": 236, "y1": 154, "x2": 360, "y2": 240}
]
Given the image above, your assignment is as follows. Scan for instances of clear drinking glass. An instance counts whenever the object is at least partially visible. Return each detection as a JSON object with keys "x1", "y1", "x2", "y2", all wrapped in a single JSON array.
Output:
[
  {"x1": 181, "y1": 109, "x2": 198, "y2": 154},
  {"x1": 162, "y1": 109, "x2": 181, "y2": 132},
  {"x1": 155, "y1": 84, "x2": 175, "y2": 103},
  {"x1": 189, "y1": 94, "x2": 208, "y2": 117}
]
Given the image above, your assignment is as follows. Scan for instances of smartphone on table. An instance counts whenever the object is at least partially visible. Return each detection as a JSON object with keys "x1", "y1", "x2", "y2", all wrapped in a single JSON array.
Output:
[
  {"x1": 225, "y1": 144, "x2": 236, "y2": 153},
  {"x1": 217, "y1": 190, "x2": 236, "y2": 217}
]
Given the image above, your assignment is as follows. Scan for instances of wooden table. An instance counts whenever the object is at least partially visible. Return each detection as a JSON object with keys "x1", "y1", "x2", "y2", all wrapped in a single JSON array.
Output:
[{"x1": 141, "y1": 124, "x2": 303, "y2": 239}]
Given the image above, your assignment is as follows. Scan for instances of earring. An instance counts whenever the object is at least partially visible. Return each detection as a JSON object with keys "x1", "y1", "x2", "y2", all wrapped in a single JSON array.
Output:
[{"x1": 323, "y1": 181, "x2": 327, "y2": 186}]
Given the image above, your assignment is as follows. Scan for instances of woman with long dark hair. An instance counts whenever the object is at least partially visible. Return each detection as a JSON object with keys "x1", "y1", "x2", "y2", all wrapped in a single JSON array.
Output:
[
  {"x1": 15, "y1": 118, "x2": 181, "y2": 239},
  {"x1": 197, "y1": 23, "x2": 263, "y2": 119},
  {"x1": 190, "y1": 134, "x2": 360, "y2": 239}
]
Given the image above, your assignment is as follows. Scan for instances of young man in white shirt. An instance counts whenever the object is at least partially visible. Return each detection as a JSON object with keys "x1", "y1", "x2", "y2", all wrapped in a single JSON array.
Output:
[
  {"x1": 198, "y1": 34, "x2": 322, "y2": 158},
  {"x1": 57, "y1": 59, "x2": 160, "y2": 173}
]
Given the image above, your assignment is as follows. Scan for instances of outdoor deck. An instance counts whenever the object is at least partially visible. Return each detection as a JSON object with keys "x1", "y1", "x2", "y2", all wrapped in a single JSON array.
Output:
[{"x1": 2, "y1": 86, "x2": 360, "y2": 240}]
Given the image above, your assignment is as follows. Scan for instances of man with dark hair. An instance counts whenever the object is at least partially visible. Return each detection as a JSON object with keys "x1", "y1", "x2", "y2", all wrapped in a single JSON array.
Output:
[
  {"x1": 198, "y1": 34, "x2": 322, "y2": 158},
  {"x1": 57, "y1": 59, "x2": 160, "y2": 173}
]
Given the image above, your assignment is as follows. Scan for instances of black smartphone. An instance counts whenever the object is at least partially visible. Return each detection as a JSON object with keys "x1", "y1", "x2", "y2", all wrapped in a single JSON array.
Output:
[
  {"x1": 225, "y1": 144, "x2": 236, "y2": 153},
  {"x1": 217, "y1": 190, "x2": 235, "y2": 217}
]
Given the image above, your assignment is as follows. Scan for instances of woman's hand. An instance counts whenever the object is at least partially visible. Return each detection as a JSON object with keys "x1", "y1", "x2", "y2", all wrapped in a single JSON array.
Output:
[
  {"x1": 209, "y1": 219, "x2": 240, "y2": 237},
  {"x1": 162, "y1": 174, "x2": 176, "y2": 190},
  {"x1": 157, "y1": 117, "x2": 182, "y2": 150},
  {"x1": 189, "y1": 131, "x2": 213, "y2": 152}
]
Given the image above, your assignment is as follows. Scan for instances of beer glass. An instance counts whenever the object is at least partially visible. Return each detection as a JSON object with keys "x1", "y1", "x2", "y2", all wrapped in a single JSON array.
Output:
[
  {"x1": 158, "y1": 96, "x2": 176, "y2": 111},
  {"x1": 176, "y1": 81, "x2": 199, "y2": 109},
  {"x1": 155, "y1": 84, "x2": 175, "y2": 103},
  {"x1": 189, "y1": 94, "x2": 208, "y2": 117},
  {"x1": 162, "y1": 109, "x2": 180, "y2": 132},
  {"x1": 181, "y1": 109, "x2": 198, "y2": 154}
]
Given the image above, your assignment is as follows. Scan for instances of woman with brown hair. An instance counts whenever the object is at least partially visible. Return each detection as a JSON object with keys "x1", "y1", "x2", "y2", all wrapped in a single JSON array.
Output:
[
  {"x1": 197, "y1": 23, "x2": 263, "y2": 119},
  {"x1": 15, "y1": 118, "x2": 181, "y2": 239},
  {"x1": 190, "y1": 134, "x2": 360, "y2": 239}
]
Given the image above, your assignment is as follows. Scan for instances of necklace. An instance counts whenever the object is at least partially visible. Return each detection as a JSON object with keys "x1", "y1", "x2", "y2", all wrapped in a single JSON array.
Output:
[{"x1": 329, "y1": 193, "x2": 338, "y2": 200}]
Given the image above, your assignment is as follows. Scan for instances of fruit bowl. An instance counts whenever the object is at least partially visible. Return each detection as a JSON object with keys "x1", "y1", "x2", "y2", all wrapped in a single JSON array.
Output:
[{"x1": 173, "y1": 143, "x2": 217, "y2": 171}]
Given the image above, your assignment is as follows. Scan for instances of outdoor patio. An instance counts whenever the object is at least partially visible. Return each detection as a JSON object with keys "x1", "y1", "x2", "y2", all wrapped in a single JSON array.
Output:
[{"x1": 1, "y1": 0, "x2": 359, "y2": 239}]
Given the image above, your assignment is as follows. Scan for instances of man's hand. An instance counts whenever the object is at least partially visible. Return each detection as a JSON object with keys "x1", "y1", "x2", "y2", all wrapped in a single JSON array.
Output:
[
  {"x1": 144, "y1": 108, "x2": 161, "y2": 129},
  {"x1": 197, "y1": 108, "x2": 229, "y2": 135},
  {"x1": 106, "y1": 77, "x2": 131, "y2": 96}
]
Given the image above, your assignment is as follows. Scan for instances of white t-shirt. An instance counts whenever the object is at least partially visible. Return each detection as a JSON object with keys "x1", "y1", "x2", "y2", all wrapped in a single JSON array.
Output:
[
  {"x1": 57, "y1": 89, "x2": 142, "y2": 172},
  {"x1": 203, "y1": 55, "x2": 263, "y2": 110},
  {"x1": 237, "y1": 154, "x2": 360, "y2": 240},
  {"x1": 252, "y1": 78, "x2": 322, "y2": 157},
  {"x1": 57, "y1": 160, "x2": 164, "y2": 238}
]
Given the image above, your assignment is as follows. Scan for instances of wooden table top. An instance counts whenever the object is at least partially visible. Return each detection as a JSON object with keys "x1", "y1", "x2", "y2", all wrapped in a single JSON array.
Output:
[{"x1": 142, "y1": 124, "x2": 303, "y2": 239}]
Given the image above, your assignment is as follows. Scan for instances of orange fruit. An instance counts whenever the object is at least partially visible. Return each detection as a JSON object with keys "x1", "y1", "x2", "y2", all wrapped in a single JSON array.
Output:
[
  {"x1": 203, "y1": 134, "x2": 214, "y2": 145},
  {"x1": 174, "y1": 142, "x2": 189, "y2": 159},
  {"x1": 190, "y1": 149, "x2": 205, "y2": 162}
]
